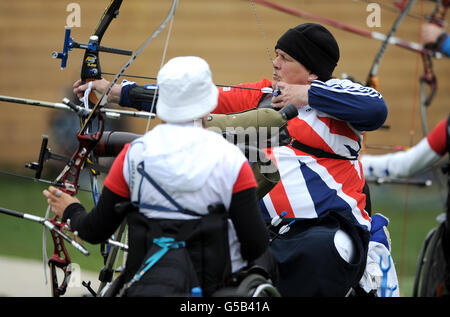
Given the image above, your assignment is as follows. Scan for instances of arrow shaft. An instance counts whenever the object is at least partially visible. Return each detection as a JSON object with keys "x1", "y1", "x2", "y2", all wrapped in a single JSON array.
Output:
[{"x1": 0, "y1": 94, "x2": 154, "y2": 119}]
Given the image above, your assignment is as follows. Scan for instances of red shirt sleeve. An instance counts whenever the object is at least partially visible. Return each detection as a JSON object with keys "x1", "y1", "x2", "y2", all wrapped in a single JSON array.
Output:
[
  {"x1": 427, "y1": 118, "x2": 447, "y2": 156},
  {"x1": 232, "y1": 161, "x2": 257, "y2": 194},
  {"x1": 103, "y1": 143, "x2": 131, "y2": 198},
  {"x1": 214, "y1": 78, "x2": 272, "y2": 114}
]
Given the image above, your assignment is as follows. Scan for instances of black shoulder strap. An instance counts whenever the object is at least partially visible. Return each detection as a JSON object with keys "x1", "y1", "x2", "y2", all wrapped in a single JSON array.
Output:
[{"x1": 289, "y1": 139, "x2": 358, "y2": 161}]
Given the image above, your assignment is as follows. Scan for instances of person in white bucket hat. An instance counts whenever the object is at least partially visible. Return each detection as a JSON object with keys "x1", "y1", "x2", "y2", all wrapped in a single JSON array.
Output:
[{"x1": 44, "y1": 56, "x2": 271, "y2": 296}]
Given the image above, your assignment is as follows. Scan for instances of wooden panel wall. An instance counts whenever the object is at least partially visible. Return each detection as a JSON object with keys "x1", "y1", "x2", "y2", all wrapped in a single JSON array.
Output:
[{"x1": 0, "y1": 0, "x2": 448, "y2": 167}]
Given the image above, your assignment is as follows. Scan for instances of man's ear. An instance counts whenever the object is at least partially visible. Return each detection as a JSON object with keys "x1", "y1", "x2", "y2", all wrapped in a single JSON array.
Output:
[{"x1": 308, "y1": 73, "x2": 318, "y2": 83}]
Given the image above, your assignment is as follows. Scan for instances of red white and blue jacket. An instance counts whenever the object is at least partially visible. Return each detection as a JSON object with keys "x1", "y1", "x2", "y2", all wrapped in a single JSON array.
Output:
[{"x1": 215, "y1": 78, "x2": 388, "y2": 231}]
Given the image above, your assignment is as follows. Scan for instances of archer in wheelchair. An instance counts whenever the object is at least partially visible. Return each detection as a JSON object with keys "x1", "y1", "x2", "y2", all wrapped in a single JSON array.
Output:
[{"x1": 43, "y1": 56, "x2": 279, "y2": 297}]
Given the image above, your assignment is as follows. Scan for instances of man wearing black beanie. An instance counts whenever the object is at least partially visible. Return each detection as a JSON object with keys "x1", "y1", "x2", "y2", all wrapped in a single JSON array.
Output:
[
  {"x1": 73, "y1": 23, "x2": 392, "y2": 297},
  {"x1": 269, "y1": 23, "x2": 341, "y2": 109},
  {"x1": 275, "y1": 23, "x2": 339, "y2": 82},
  {"x1": 214, "y1": 23, "x2": 390, "y2": 297}
]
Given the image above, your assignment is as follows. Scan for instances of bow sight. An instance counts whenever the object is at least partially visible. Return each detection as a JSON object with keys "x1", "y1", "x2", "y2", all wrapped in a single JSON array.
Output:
[{"x1": 52, "y1": 26, "x2": 132, "y2": 70}]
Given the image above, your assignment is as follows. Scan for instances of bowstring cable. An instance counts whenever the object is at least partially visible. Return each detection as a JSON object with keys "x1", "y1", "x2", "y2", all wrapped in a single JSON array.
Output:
[
  {"x1": 398, "y1": 0, "x2": 424, "y2": 288},
  {"x1": 128, "y1": 9, "x2": 175, "y2": 274},
  {"x1": 250, "y1": 0, "x2": 273, "y2": 64},
  {"x1": 145, "y1": 14, "x2": 175, "y2": 133}
]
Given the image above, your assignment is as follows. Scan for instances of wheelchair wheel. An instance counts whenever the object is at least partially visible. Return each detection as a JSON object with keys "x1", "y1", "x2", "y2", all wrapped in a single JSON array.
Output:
[
  {"x1": 412, "y1": 227, "x2": 437, "y2": 297},
  {"x1": 413, "y1": 222, "x2": 449, "y2": 297},
  {"x1": 236, "y1": 274, "x2": 281, "y2": 297},
  {"x1": 101, "y1": 270, "x2": 126, "y2": 297}
]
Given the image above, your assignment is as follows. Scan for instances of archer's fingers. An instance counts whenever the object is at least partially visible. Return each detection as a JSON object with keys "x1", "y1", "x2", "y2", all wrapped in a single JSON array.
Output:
[
  {"x1": 75, "y1": 83, "x2": 90, "y2": 93},
  {"x1": 73, "y1": 83, "x2": 89, "y2": 99},
  {"x1": 73, "y1": 80, "x2": 84, "y2": 98},
  {"x1": 274, "y1": 81, "x2": 286, "y2": 91},
  {"x1": 48, "y1": 186, "x2": 63, "y2": 197},
  {"x1": 43, "y1": 186, "x2": 62, "y2": 200},
  {"x1": 73, "y1": 79, "x2": 83, "y2": 88},
  {"x1": 43, "y1": 188, "x2": 55, "y2": 200},
  {"x1": 271, "y1": 95, "x2": 285, "y2": 108},
  {"x1": 42, "y1": 189, "x2": 51, "y2": 201},
  {"x1": 43, "y1": 190, "x2": 59, "y2": 213}
]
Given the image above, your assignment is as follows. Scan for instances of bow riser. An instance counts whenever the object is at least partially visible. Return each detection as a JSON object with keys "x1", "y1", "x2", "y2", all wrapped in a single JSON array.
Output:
[
  {"x1": 81, "y1": 0, "x2": 123, "y2": 83},
  {"x1": 57, "y1": 121, "x2": 105, "y2": 196}
]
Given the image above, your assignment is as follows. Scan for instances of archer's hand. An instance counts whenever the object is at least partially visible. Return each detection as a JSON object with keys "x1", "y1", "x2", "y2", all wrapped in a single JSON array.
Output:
[
  {"x1": 73, "y1": 78, "x2": 121, "y2": 104},
  {"x1": 271, "y1": 82, "x2": 310, "y2": 109},
  {"x1": 43, "y1": 186, "x2": 80, "y2": 218},
  {"x1": 421, "y1": 23, "x2": 445, "y2": 46}
]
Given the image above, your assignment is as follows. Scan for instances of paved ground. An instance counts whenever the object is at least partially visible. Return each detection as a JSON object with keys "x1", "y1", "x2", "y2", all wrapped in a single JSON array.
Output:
[{"x1": 0, "y1": 255, "x2": 100, "y2": 297}]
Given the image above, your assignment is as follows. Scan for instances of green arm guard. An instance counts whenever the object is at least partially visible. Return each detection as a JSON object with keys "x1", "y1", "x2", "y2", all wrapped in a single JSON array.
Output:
[{"x1": 205, "y1": 105, "x2": 298, "y2": 200}]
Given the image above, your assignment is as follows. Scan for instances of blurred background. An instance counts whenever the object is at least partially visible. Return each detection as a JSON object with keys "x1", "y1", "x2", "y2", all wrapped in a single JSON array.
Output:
[{"x1": 0, "y1": 0, "x2": 448, "y2": 296}]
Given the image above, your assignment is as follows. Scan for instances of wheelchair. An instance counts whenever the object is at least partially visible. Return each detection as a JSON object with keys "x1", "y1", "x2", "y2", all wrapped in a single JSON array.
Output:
[
  {"x1": 413, "y1": 213, "x2": 450, "y2": 297},
  {"x1": 236, "y1": 273, "x2": 281, "y2": 297},
  {"x1": 211, "y1": 265, "x2": 281, "y2": 297},
  {"x1": 100, "y1": 264, "x2": 281, "y2": 297}
]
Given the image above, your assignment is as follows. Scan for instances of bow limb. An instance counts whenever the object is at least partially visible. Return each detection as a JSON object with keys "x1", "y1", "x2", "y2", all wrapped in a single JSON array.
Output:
[
  {"x1": 419, "y1": 0, "x2": 449, "y2": 136},
  {"x1": 366, "y1": 0, "x2": 418, "y2": 91},
  {"x1": 80, "y1": 0, "x2": 125, "y2": 205},
  {"x1": 81, "y1": 0, "x2": 124, "y2": 106},
  {"x1": 360, "y1": 0, "x2": 417, "y2": 153},
  {"x1": 47, "y1": 218, "x2": 72, "y2": 297}
]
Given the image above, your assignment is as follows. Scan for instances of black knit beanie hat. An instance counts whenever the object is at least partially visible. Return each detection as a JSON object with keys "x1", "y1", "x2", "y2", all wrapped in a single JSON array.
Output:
[{"x1": 275, "y1": 23, "x2": 340, "y2": 81}]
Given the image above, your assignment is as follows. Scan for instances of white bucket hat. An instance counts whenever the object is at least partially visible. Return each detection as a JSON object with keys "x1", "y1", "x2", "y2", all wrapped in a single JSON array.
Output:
[{"x1": 156, "y1": 56, "x2": 219, "y2": 123}]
